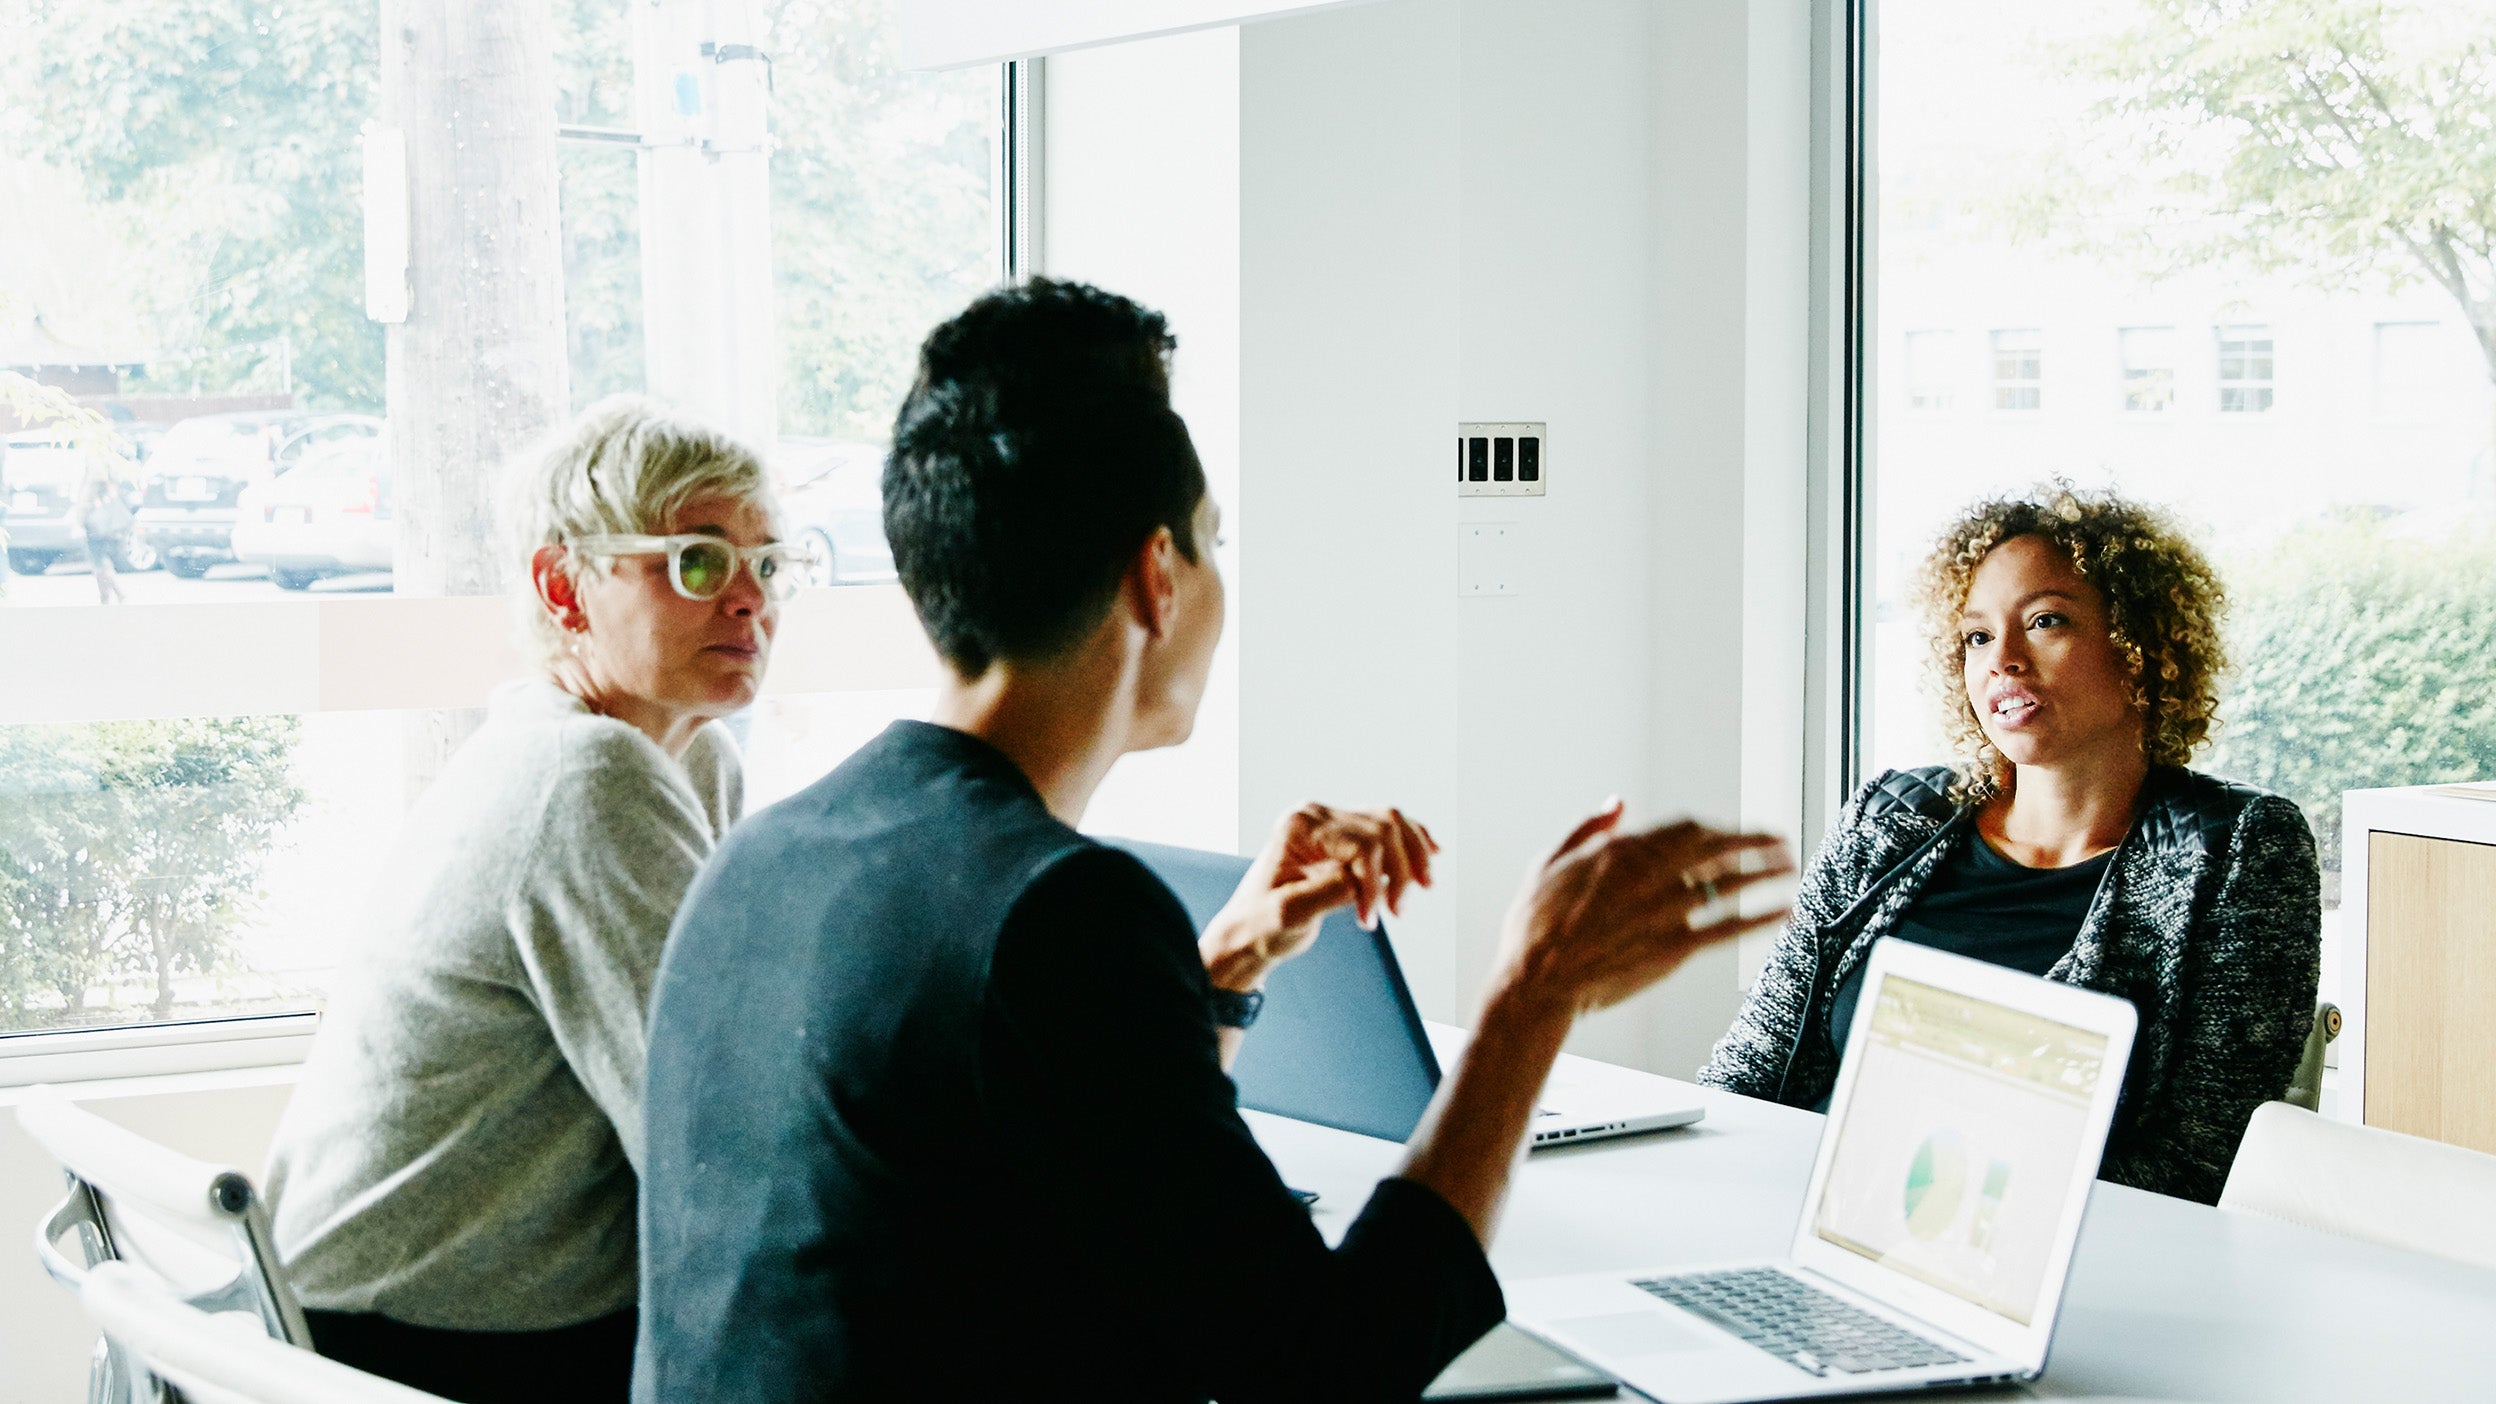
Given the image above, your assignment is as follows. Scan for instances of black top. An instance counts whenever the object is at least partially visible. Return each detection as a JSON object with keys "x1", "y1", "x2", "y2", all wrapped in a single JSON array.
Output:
[
  {"x1": 1819, "y1": 832, "x2": 2111, "y2": 1100},
  {"x1": 634, "y1": 721, "x2": 1502, "y2": 1403}
]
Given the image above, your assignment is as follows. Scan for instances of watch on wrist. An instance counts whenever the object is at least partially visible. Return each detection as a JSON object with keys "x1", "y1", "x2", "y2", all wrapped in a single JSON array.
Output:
[{"x1": 1209, "y1": 985, "x2": 1265, "y2": 1030}]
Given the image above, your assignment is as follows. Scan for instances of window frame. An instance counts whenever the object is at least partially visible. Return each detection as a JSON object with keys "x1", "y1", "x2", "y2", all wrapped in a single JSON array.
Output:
[
  {"x1": 1988, "y1": 327, "x2": 2045, "y2": 412},
  {"x1": 1796, "y1": 0, "x2": 1872, "y2": 855},
  {"x1": 0, "y1": 55, "x2": 1034, "y2": 1087},
  {"x1": 2215, "y1": 322, "x2": 2276, "y2": 414},
  {"x1": 2117, "y1": 324, "x2": 2178, "y2": 414}
]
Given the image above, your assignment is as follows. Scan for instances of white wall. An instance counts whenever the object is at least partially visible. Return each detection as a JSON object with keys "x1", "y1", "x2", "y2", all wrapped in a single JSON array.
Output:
[
  {"x1": 1043, "y1": 27, "x2": 1246, "y2": 854},
  {"x1": 1044, "y1": 0, "x2": 1815, "y2": 1063},
  {"x1": 1452, "y1": 0, "x2": 1688, "y2": 1069},
  {"x1": 1237, "y1": 1, "x2": 1470, "y2": 1013},
  {"x1": 1231, "y1": 0, "x2": 1812, "y2": 1067}
]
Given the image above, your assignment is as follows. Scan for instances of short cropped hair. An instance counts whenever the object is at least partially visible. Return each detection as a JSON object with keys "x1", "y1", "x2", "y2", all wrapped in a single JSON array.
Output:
[
  {"x1": 884, "y1": 279, "x2": 1206, "y2": 677},
  {"x1": 505, "y1": 395, "x2": 775, "y2": 665},
  {"x1": 1912, "y1": 482, "x2": 2229, "y2": 800}
]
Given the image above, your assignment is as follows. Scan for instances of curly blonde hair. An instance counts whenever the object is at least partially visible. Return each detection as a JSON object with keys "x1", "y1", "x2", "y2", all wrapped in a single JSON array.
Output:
[{"x1": 1912, "y1": 483, "x2": 2228, "y2": 800}]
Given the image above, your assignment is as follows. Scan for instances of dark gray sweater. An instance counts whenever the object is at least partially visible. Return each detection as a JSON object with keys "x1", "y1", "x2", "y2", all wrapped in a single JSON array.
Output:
[
  {"x1": 636, "y1": 721, "x2": 1501, "y2": 1403},
  {"x1": 1700, "y1": 765, "x2": 2321, "y2": 1205}
]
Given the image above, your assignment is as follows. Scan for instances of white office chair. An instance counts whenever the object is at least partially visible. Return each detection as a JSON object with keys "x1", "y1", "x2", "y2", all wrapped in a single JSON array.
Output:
[
  {"x1": 18, "y1": 1086, "x2": 311, "y2": 1404},
  {"x1": 81, "y1": 1260, "x2": 451, "y2": 1404},
  {"x1": 2219, "y1": 1100, "x2": 2496, "y2": 1272}
]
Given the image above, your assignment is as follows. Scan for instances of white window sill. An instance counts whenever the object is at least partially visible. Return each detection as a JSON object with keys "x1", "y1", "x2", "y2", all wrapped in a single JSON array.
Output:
[
  {"x1": 0, "y1": 1014, "x2": 316, "y2": 1092},
  {"x1": 0, "y1": 1058, "x2": 305, "y2": 1109}
]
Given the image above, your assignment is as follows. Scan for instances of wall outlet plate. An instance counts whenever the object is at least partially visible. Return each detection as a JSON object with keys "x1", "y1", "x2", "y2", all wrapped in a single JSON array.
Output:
[
  {"x1": 1457, "y1": 422, "x2": 1546, "y2": 497},
  {"x1": 1460, "y1": 522, "x2": 1521, "y2": 596}
]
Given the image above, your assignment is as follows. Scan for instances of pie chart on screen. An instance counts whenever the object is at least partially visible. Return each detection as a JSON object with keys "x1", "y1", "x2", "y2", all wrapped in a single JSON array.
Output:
[{"x1": 1904, "y1": 1128, "x2": 1968, "y2": 1241}]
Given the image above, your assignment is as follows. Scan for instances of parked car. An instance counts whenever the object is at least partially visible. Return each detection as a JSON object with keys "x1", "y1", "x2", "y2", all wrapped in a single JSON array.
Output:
[
  {"x1": 136, "y1": 412, "x2": 380, "y2": 577},
  {"x1": 777, "y1": 439, "x2": 896, "y2": 585},
  {"x1": 1, "y1": 430, "x2": 155, "y2": 575},
  {"x1": 231, "y1": 433, "x2": 394, "y2": 590}
]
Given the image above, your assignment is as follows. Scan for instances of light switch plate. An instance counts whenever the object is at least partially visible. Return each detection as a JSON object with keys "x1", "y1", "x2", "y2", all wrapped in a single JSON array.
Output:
[
  {"x1": 1460, "y1": 522, "x2": 1521, "y2": 596},
  {"x1": 1457, "y1": 422, "x2": 1546, "y2": 497}
]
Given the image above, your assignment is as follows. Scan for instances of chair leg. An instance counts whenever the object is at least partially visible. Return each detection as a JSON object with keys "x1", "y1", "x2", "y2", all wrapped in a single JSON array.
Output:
[
  {"x1": 88, "y1": 1334, "x2": 117, "y2": 1404},
  {"x1": 92, "y1": 1330, "x2": 170, "y2": 1404}
]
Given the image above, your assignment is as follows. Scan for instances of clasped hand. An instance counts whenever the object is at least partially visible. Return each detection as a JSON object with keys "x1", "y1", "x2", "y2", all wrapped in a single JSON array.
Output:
[
  {"x1": 1197, "y1": 796, "x2": 1797, "y2": 1024},
  {"x1": 1199, "y1": 803, "x2": 1437, "y2": 994}
]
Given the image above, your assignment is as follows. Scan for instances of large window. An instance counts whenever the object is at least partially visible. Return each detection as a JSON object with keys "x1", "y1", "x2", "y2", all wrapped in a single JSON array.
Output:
[
  {"x1": 0, "y1": 1, "x2": 1005, "y2": 1052},
  {"x1": 1868, "y1": 0, "x2": 2496, "y2": 1007},
  {"x1": 2215, "y1": 324, "x2": 2276, "y2": 415}
]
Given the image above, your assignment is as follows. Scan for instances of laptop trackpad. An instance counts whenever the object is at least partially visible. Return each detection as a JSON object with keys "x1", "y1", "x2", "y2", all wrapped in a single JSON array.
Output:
[
  {"x1": 1551, "y1": 1309, "x2": 1807, "y2": 1404},
  {"x1": 1552, "y1": 1309, "x2": 1711, "y2": 1357}
]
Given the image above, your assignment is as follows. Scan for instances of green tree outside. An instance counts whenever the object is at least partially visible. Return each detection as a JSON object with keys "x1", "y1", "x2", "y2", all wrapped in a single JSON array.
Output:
[
  {"x1": 766, "y1": 0, "x2": 1003, "y2": 441},
  {"x1": 2030, "y1": 0, "x2": 2496, "y2": 462},
  {"x1": 1999, "y1": 0, "x2": 2496, "y2": 856},
  {"x1": 0, "y1": 0, "x2": 383, "y2": 410},
  {"x1": 0, "y1": 717, "x2": 305, "y2": 1030},
  {"x1": 4, "y1": 0, "x2": 997, "y2": 435}
]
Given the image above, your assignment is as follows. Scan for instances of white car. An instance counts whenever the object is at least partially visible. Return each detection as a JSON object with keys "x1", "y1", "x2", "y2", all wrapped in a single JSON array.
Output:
[
  {"x1": 138, "y1": 412, "x2": 380, "y2": 578},
  {"x1": 230, "y1": 434, "x2": 393, "y2": 591}
]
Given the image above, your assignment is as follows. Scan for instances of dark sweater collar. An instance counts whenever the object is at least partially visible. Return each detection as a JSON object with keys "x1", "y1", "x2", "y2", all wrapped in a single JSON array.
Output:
[{"x1": 879, "y1": 719, "x2": 1050, "y2": 810}]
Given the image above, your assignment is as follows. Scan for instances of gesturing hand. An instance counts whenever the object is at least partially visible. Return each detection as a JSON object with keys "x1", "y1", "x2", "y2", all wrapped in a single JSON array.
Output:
[
  {"x1": 1491, "y1": 801, "x2": 1795, "y2": 1019},
  {"x1": 1200, "y1": 803, "x2": 1439, "y2": 993}
]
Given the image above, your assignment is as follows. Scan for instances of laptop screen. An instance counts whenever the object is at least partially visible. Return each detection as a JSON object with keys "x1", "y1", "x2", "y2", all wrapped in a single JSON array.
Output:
[
  {"x1": 1110, "y1": 839, "x2": 1442, "y2": 1142},
  {"x1": 1807, "y1": 973, "x2": 2111, "y2": 1327}
]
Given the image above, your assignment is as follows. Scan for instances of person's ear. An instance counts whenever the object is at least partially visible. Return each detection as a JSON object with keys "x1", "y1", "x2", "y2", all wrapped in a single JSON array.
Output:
[
  {"x1": 1125, "y1": 526, "x2": 1181, "y2": 640},
  {"x1": 531, "y1": 544, "x2": 589, "y2": 634}
]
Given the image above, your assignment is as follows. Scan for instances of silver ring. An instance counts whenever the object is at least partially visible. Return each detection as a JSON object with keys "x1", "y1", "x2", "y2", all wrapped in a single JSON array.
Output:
[{"x1": 1682, "y1": 871, "x2": 1721, "y2": 908}]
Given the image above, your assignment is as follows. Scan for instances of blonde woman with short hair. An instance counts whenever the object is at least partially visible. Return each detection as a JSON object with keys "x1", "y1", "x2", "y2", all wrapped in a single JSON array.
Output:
[
  {"x1": 1701, "y1": 484, "x2": 2320, "y2": 1205},
  {"x1": 266, "y1": 397, "x2": 807, "y2": 1402}
]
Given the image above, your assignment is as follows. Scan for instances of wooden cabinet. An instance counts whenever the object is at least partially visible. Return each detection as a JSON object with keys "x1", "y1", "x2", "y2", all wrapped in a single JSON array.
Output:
[{"x1": 2341, "y1": 787, "x2": 2496, "y2": 1153}]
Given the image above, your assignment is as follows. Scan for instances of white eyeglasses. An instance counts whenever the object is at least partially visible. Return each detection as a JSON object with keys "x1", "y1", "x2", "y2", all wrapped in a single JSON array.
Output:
[{"x1": 570, "y1": 533, "x2": 817, "y2": 603}]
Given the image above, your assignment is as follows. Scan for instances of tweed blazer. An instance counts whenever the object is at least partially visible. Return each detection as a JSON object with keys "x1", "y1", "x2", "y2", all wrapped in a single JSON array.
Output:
[{"x1": 1698, "y1": 764, "x2": 2321, "y2": 1206}]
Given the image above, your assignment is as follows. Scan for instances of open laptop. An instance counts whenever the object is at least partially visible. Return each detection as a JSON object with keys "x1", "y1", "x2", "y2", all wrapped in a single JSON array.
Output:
[
  {"x1": 1507, "y1": 939, "x2": 2138, "y2": 1403},
  {"x1": 1115, "y1": 839, "x2": 1703, "y2": 1148}
]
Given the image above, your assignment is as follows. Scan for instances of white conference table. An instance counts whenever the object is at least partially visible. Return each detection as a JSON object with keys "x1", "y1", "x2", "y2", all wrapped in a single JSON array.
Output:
[{"x1": 1246, "y1": 1033, "x2": 2496, "y2": 1403}]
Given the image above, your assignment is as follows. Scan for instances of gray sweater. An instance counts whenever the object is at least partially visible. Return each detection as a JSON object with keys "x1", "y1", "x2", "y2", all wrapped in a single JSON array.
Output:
[{"x1": 266, "y1": 680, "x2": 741, "y2": 1330}]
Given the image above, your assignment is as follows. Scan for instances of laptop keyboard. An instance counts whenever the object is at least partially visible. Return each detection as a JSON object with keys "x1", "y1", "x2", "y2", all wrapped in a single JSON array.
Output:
[{"x1": 1632, "y1": 1267, "x2": 1969, "y2": 1377}]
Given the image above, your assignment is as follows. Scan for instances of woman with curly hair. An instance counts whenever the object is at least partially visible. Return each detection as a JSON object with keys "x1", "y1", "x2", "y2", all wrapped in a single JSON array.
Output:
[{"x1": 1700, "y1": 483, "x2": 2320, "y2": 1204}]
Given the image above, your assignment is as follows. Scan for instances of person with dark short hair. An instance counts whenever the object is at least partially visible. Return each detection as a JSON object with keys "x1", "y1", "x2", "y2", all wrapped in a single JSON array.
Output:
[{"x1": 633, "y1": 279, "x2": 1795, "y2": 1403}]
